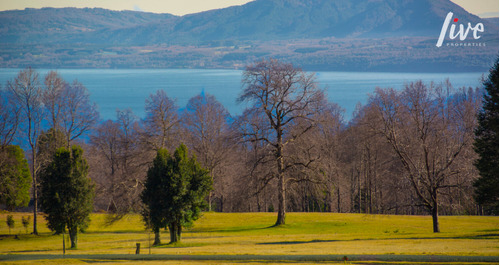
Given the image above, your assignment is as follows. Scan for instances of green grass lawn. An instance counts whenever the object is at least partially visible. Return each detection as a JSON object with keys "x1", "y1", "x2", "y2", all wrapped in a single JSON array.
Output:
[{"x1": 0, "y1": 212, "x2": 497, "y2": 264}]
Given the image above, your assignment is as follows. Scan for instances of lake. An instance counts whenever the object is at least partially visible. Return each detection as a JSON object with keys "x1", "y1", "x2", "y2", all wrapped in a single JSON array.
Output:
[{"x1": 0, "y1": 69, "x2": 485, "y2": 121}]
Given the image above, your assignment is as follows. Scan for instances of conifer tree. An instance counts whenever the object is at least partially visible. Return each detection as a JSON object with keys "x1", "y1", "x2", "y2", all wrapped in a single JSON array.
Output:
[
  {"x1": 142, "y1": 144, "x2": 212, "y2": 244},
  {"x1": 40, "y1": 145, "x2": 94, "y2": 249},
  {"x1": 474, "y1": 60, "x2": 499, "y2": 215}
]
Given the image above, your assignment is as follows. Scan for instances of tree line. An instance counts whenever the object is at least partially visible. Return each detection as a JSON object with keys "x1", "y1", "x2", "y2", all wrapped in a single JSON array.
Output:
[{"x1": 0, "y1": 59, "x2": 497, "y2": 240}]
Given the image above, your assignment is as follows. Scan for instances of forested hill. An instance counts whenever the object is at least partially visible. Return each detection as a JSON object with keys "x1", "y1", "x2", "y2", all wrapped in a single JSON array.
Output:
[
  {"x1": 107, "y1": 0, "x2": 495, "y2": 45},
  {"x1": 0, "y1": 0, "x2": 498, "y2": 71},
  {"x1": 0, "y1": 8, "x2": 175, "y2": 44},
  {"x1": 1, "y1": 0, "x2": 496, "y2": 45}
]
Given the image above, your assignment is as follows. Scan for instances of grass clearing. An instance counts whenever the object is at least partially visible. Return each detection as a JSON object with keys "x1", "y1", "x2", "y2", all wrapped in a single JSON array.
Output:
[{"x1": 0, "y1": 212, "x2": 497, "y2": 264}]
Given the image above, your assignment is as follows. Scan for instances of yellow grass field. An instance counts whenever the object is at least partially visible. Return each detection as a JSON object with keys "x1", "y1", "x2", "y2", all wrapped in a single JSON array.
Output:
[{"x1": 0, "y1": 212, "x2": 498, "y2": 264}]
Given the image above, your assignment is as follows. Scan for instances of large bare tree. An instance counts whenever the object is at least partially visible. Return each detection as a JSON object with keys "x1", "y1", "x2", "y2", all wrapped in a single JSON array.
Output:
[
  {"x1": 90, "y1": 120, "x2": 122, "y2": 212},
  {"x1": 143, "y1": 90, "x2": 179, "y2": 151},
  {"x1": 43, "y1": 73, "x2": 98, "y2": 148},
  {"x1": 370, "y1": 81, "x2": 479, "y2": 232},
  {"x1": 89, "y1": 110, "x2": 146, "y2": 217},
  {"x1": 59, "y1": 80, "x2": 99, "y2": 147},
  {"x1": 43, "y1": 71, "x2": 66, "y2": 133},
  {"x1": 182, "y1": 93, "x2": 233, "y2": 211},
  {"x1": 308, "y1": 103, "x2": 344, "y2": 212},
  {"x1": 7, "y1": 67, "x2": 44, "y2": 235},
  {"x1": 238, "y1": 59, "x2": 325, "y2": 225}
]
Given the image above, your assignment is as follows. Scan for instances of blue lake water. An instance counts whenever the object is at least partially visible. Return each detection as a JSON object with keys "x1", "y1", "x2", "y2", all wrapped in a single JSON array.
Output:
[{"x1": 0, "y1": 69, "x2": 485, "y2": 121}]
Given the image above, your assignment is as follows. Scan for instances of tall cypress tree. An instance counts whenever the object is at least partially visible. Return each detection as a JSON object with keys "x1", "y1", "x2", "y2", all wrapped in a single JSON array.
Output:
[
  {"x1": 474, "y1": 59, "x2": 499, "y2": 215},
  {"x1": 141, "y1": 148, "x2": 170, "y2": 245},
  {"x1": 40, "y1": 145, "x2": 95, "y2": 249}
]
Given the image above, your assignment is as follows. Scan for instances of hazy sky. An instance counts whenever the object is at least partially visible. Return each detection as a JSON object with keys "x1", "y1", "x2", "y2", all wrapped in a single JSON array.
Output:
[{"x1": 0, "y1": 0, "x2": 498, "y2": 17}]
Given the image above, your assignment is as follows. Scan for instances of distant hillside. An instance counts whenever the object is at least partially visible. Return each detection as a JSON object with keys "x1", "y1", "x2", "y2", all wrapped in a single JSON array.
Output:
[
  {"x1": 137, "y1": 0, "x2": 493, "y2": 44},
  {"x1": 0, "y1": 7, "x2": 176, "y2": 44},
  {"x1": 1, "y1": 0, "x2": 497, "y2": 45},
  {"x1": 0, "y1": 0, "x2": 498, "y2": 72},
  {"x1": 484, "y1": 17, "x2": 499, "y2": 25}
]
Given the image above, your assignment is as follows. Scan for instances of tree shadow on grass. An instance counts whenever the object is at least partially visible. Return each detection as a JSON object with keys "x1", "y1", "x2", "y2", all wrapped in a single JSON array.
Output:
[
  {"x1": 257, "y1": 233, "x2": 499, "y2": 245},
  {"x1": 153, "y1": 242, "x2": 209, "y2": 248},
  {"x1": 9, "y1": 249, "x2": 54, "y2": 254},
  {"x1": 259, "y1": 239, "x2": 340, "y2": 245},
  {"x1": 188, "y1": 225, "x2": 275, "y2": 234}
]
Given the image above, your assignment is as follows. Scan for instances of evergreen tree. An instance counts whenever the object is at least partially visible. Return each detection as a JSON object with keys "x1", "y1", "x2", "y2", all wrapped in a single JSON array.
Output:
[
  {"x1": 141, "y1": 148, "x2": 169, "y2": 245},
  {"x1": 40, "y1": 145, "x2": 95, "y2": 249},
  {"x1": 0, "y1": 145, "x2": 31, "y2": 210},
  {"x1": 474, "y1": 59, "x2": 499, "y2": 215},
  {"x1": 141, "y1": 144, "x2": 212, "y2": 245}
]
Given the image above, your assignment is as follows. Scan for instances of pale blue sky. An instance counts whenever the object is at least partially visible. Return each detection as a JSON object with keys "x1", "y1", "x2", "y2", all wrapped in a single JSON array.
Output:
[{"x1": 0, "y1": 0, "x2": 497, "y2": 17}]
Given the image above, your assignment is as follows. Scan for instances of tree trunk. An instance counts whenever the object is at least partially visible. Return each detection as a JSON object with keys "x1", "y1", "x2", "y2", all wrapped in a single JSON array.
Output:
[
  {"x1": 432, "y1": 191, "x2": 440, "y2": 233},
  {"x1": 153, "y1": 227, "x2": 161, "y2": 246},
  {"x1": 31, "y1": 155, "x2": 38, "y2": 235},
  {"x1": 275, "y1": 170, "x2": 286, "y2": 226},
  {"x1": 357, "y1": 170, "x2": 361, "y2": 213},
  {"x1": 337, "y1": 187, "x2": 341, "y2": 213},
  {"x1": 169, "y1": 222, "x2": 180, "y2": 243},
  {"x1": 62, "y1": 232, "x2": 66, "y2": 255},
  {"x1": 177, "y1": 223, "x2": 182, "y2": 241},
  {"x1": 221, "y1": 195, "x2": 224, "y2": 212},
  {"x1": 208, "y1": 191, "x2": 212, "y2": 212},
  {"x1": 256, "y1": 191, "x2": 261, "y2": 212},
  {"x1": 275, "y1": 130, "x2": 286, "y2": 226},
  {"x1": 68, "y1": 226, "x2": 78, "y2": 249}
]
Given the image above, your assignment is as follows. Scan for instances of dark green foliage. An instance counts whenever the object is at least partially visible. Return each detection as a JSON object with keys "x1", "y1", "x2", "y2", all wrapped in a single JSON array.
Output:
[
  {"x1": 474, "y1": 59, "x2": 499, "y2": 215},
  {"x1": 141, "y1": 144, "x2": 212, "y2": 244},
  {"x1": 40, "y1": 145, "x2": 95, "y2": 249},
  {"x1": 6, "y1": 215, "x2": 14, "y2": 234},
  {"x1": 0, "y1": 145, "x2": 31, "y2": 210}
]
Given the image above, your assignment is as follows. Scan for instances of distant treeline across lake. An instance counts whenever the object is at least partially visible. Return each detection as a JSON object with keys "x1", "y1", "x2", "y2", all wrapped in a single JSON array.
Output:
[{"x1": 0, "y1": 68, "x2": 485, "y2": 120}]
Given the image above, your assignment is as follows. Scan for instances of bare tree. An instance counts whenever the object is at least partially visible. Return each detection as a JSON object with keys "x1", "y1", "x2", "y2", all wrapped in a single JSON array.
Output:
[
  {"x1": 43, "y1": 71, "x2": 66, "y2": 132},
  {"x1": 43, "y1": 72, "x2": 98, "y2": 148},
  {"x1": 90, "y1": 120, "x2": 122, "y2": 212},
  {"x1": 59, "y1": 80, "x2": 99, "y2": 147},
  {"x1": 7, "y1": 67, "x2": 44, "y2": 235},
  {"x1": 344, "y1": 102, "x2": 405, "y2": 214},
  {"x1": 238, "y1": 59, "x2": 325, "y2": 225},
  {"x1": 89, "y1": 110, "x2": 147, "y2": 219},
  {"x1": 114, "y1": 109, "x2": 146, "y2": 214},
  {"x1": 143, "y1": 90, "x2": 179, "y2": 151},
  {"x1": 182, "y1": 93, "x2": 233, "y2": 211},
  {"x1": 309, "y1": 103, "x2": 344, "y2": 212},
  {"x1": 236, "y1": 108, "x2": 276, "y2": 212},
  {"x1": 370, "y1": 81, "x2": 479, "y2": 232},
  {"x1": 0, "y1": 87, "x2": 21, "y2": 148}
]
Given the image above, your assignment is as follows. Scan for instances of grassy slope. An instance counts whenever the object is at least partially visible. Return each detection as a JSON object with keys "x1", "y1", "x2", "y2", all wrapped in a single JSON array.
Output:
[{"x1": 0, "y1": 212, "x2": 497, "y2": 264}]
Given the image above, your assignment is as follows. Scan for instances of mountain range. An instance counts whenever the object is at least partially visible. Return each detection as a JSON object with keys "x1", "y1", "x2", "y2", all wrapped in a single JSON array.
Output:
[{"x1": 0, "y1": 0, "x2": 498, "y2": 71}]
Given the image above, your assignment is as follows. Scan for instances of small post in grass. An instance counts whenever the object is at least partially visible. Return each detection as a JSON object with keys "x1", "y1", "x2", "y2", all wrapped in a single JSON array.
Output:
[{"x1": 136, "y1": 243, "x2": 140, "y2": 254}]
